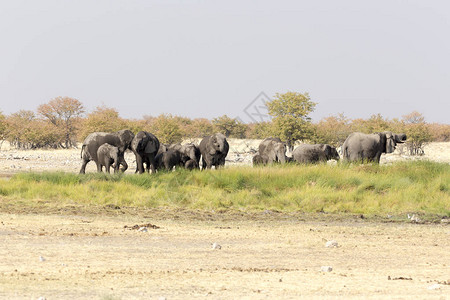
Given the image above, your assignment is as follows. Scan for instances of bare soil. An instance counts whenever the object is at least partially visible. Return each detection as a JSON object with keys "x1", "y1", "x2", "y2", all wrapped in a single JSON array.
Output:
[
  {"x1": 0, "y1": 207, "x2": 449, "y2": 299},
  {"x1": 0, "y1": 142, "x2": 449, "y2": 299},
  {"x1": 0, "y1": 141, "x2": 449, "y2": 175}
]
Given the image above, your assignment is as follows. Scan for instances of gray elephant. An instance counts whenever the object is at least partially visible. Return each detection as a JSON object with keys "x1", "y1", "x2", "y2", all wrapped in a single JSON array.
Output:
[
  {"x1": 258, "y1": 137, "x2": 287, "y2": 164},
  {"x1": 155, "y1": 149, "x2": 183, "y2": 171},
  {"x1": 157, "y1": 143, "x2": 168, "y2": 155},
  {"x1": 342, "y1": 131, "x2": 407, "y2": 163},
  {"x1": 252, "y1": 154, "x2": 269, "y2": 166},
  {"x1": 292, "y1": 144, "x2": 340, "y2": 164},
  {"x1": 199, "y1": 133, "x2": 229, "y2": 169},
  {"x1": 80, "y1": 129, "x2": 134, "y2": 174},
  {"x1": 131, "y1": 131, "x2": 160, "y2": 174},
  {"x1": 185, "y1": 159, "x2": 199, "y2": 170},
  {"x1": 168, "y1": 143, "x2": 201, "y2": 167},
  {"x1": 96, "y1": 143, "x2": 121, "y2": 173}
]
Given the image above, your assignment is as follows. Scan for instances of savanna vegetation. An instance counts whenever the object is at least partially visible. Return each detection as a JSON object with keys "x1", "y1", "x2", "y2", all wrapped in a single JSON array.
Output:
[
  {"x1": 0, "y1": 93, "x2": 448, "y2": 154},
  {"x1": 1, "y1": 161, "x2": 448, "y2": 216}
]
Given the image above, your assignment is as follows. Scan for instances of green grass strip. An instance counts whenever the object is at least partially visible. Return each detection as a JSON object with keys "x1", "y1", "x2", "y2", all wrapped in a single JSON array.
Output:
[{"x1": 0, "y1": 161, "x2": 448, "y2": 215}]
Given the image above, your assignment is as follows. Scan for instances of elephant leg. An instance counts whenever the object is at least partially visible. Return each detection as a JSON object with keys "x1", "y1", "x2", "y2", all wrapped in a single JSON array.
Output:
[
  {"x1": 97, "y1": 162, "x2": 103, "y2": 173},
  {"x1": 206, "y1": 160, "x2": 212, "y2": 169},
  {"x1": 119, "y1": 157, "x2": 128, "y2": 173},
  {"x1": 201, "y1": 158, "x2": 207, "y2": 170},
  {"x1": 105, "y1": 163, "x2": 111, "y2": 174},
  {"x1": 135, "y1": 155, "x2": 144, "y2": 174},
  {"x1": 79, "y1": 158, "x2": 89, "y2": 174},
  {"x1": 164, "y1": 160, "x2": 171, "y2": 171},
  {"x1": 148, "y1": 155, "x2": 156, "y2": 174}
]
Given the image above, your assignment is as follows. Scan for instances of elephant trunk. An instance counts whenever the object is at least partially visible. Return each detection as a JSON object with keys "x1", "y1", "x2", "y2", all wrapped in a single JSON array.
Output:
[{"x1": 395, "y1": 134, "x2": 407, "y2": 143}]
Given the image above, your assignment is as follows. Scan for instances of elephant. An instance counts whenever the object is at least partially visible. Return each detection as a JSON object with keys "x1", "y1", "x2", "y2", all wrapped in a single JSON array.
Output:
[
  {"x1": 252, "y1": 154, "x2": 269, "y2": 166},
  {"x1": 96, "y1": 143, "x2": 121, "y2": 173},
  {"x1": 292, "y1": 144, "x2": 340, "y2": 164},
  {"x1": 258, "y1": 137, "x2": 287, "y2": 164},
  {"x1": 80, "y1": 129, "x2": 135, "y2": 174},
  {"x1": 131, "y1": 131, "x2": 160, "y2": 174},
  {"x1": 185, "y1": 159, "x2": 199, "y2": 170},
  {"x1": 157, "y1": 143, "x2": 168, "y2": 155},
  {"x1": 199, "y1": 133, "x2": 229, "y2": 169},
  {"x1": 342, "y1": 131, "x2": 407, "y2": 163},
  {"x1": 168, "y1": 143, "x2": 201, "y2": 167},
  {"x1": 155, "y1": 149, "x2": 183, "y2": 171}
]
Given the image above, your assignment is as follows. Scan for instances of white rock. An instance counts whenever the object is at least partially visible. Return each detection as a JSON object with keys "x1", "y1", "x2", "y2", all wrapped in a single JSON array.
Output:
[
  {"x1": 138, "y1": 227, "x2": 148, "y2": 232},
  {"x1": 37, "y1": 297, "x2": 46, "y2": 300},
  {"x1": 212, "y1": 243, "x2": 221, "y2": 250},
  {"x1": 427, "y1": 283, "x2": 441, "y2": 290},
  {"x1": 39, "y1": 256, "x2": 46, "y2": 262},
  {"x1": 320, "y1": 266, "x2": 333, "y2": 272},
  {"x1": 410, "y1": 214, "x2": 420, "y2": 222},
  {"x1": 325, "y1": 240, "x2": 338, "y2": 248}
]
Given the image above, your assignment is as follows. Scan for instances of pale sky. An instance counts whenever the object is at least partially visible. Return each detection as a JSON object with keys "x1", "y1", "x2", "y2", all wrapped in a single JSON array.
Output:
[{"x1": 0, "y1": 0, "x2": 449, "y2": 123}]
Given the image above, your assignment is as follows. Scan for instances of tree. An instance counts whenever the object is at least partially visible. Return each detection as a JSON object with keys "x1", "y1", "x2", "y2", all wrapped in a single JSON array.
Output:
[
  {"x1": 79, "y1": 106, "x2": 127, "y2": 140},
  {"x1": 212, "y1": 115, "x2": 247, "y2": 138},
  {"x1": 402, "y1": 111, "x2": 432, "y2": 155},
  {"x1": 185, "y1": 118, "x2": 214, "y2": 138},
  {"x1": 350, "y1": 113, "x2": 390, "y2": 133},
  {"x1": 38, "y1": 97, "x2": 85, "y2": 148},
  {"x1": 5, "y1": 110, "x2": 63, "y2": 149},
  {"x1": 428, "y1": 123, "x2": 450, "y2": 142},
  {"x1": 312, "y1": 113, "x2": 351, "y2": 147},
  {"x1": 267, "y1": 91, "x2": 316, "y2": 149},
  {"x1": 0, "y1": 111, "x2": 6, "y2": 146},
  {"x1": 151, "y1": 114, "x2": 183, "y2": 144},
  {"x1": 246, "y1": 121, "x2": 273, "y2": 139}
]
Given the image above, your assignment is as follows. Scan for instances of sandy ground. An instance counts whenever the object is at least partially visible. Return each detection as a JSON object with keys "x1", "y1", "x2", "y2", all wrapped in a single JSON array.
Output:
[
  {"x1": 0, "y1": 141, "x2": 449, "y2": 299},
  {"x1": 0, "y1": 141, "x2": 449, "y2": 175},
  {"x1": 0, "y1": 210, "x2": 449, "y2": 300}
]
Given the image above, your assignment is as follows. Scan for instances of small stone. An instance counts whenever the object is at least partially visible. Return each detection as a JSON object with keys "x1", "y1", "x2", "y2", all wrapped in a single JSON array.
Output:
[
  {"x1": 138, "y1": 227, "x2": 148, "y2": 232},
  {"x1": 39, "y1": 256, "x2": 46, "y2": 262},
  {"x1": 37, "y1": 297, "x2": 46, "y2": 300},
  {"x1": 325, "y1": 240, "x2": 338, "y2": 248},
  {"x1": 427, "y1": 283, "x2": 441, "y2": 290},
  {"x1": 320, "y1": 266, "x2": 333, "y2": 272},
  {"x1": 407, "y1": 214, "x2": 420, "y2": 222},
  {"x1": 441, "y1": 219, "x2": 449, "y2": 224},
  {"x1": 212, "y1": 243, "x2": 221, "y2": 250}
]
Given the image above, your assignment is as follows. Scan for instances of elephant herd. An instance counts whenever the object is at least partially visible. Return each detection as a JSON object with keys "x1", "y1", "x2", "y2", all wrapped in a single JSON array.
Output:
[
  {"x1": 79, "y1": 129, "x2": 407, "y2": 174},
  {"x1": 79, "y1": 130, "x2": 230, "y2": 174}
]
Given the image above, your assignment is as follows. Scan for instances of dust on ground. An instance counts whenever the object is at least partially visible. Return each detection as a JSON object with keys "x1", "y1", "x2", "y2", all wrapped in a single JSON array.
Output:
[{"x1": 0, "y1": 208, "x2": 448, "y2": 299}]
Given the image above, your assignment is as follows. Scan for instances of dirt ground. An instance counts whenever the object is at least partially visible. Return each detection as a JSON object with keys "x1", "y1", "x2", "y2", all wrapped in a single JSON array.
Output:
[
  {"x1": 0, "y1": 141, "x2": 449, "y2": 175},
  {"x1": 0, "y1": 208, "x2": 449, "y2": 300},
  {"x1": 0, "y1": 141, "x2": 449, "y2": 299}
]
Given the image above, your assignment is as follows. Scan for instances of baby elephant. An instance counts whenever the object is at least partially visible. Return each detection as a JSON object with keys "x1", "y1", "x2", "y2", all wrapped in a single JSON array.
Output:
[
  {"x1": 97, "y1": 143, "x2": 121, "y2": 173},
  {"x1": 292, "y1": 144, "x2": 340, "y2": 164},
  {"x1": 155, "y1": 149, "x2": 183, "y2": 171},
  {"x1": 252, "y1": 154, "x2": 269, "y2": 166},
  {"x1": 185, "y1": 159, "x2": 199, "y2": 170}
]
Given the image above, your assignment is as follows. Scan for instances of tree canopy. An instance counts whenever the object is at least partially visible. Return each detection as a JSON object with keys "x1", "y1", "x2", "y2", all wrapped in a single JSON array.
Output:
[{"x1": 267, "y1": 91, "x2": 316, "y2": 149}]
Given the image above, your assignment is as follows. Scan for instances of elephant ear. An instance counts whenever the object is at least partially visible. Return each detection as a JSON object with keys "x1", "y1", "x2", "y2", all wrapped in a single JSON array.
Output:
[
  {"x1": 119, "y1": 130, "x2": 135, "y2": 149},
  {"x1": 382, "y1": 132, "x2": 396, "y2": 154},
  {"x1": 145, "y1": 140, "x2": 157, "y2": 154}
]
